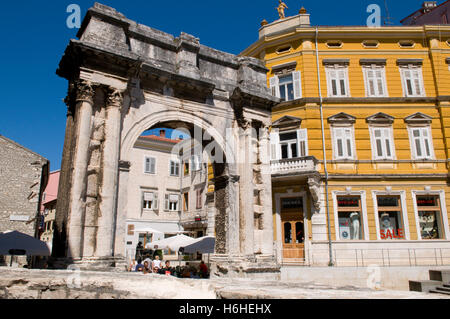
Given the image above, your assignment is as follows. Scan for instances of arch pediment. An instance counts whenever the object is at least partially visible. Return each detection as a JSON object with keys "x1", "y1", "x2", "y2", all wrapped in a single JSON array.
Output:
[
  {"x1": 272, "y1": 116, "x2": 302, "y2": 130},
  {"x1": 366, "y1": 112, "x2": 395, "y2": 125},
  {"x1": 328, "y1": 112, "x2": 356, "y2": 125},
  {"x1": 404, "y1": 112, "x2": 433, "y2": 125}
]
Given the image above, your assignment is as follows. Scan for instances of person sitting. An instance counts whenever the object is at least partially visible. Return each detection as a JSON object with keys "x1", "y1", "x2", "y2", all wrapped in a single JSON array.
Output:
[
  {"x1": 181, "y1": 266, "x2": 191, "y2": 278},
  {"x1": 143, "y1": 261, "x2": 152, "y2": 274},
  {"x1": 128, "y1": 259, "x2": 137, "y2": 272},
  {"x1": 160, "y1": 261, "x2": 173, "y2": 276},
  {"x1": 135, "y1": 259, "x2": 144, "y2": 272},
  {"x1": 152, "y1": 255, "x2": 162, "y2": 273},
  {"x1": 199, "y1": 261, "x2": 209, "y2": 278},
  {"x1": 143, "y1": 254, "x2": 151, "y2": 264}
]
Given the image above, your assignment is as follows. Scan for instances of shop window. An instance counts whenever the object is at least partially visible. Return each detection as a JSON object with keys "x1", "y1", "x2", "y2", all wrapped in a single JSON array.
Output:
[
  {"x1": 377, "y1": 196, "x2": 405, "y2": 240},
  {"x1": 337, "y1": 196, "x2": 363, "y2": 240},
  {"x1": 417, "y1": 195, "x2": 444, "y2": 240}
]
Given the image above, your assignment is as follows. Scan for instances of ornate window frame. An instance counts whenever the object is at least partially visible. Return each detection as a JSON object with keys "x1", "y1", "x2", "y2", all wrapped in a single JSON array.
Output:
[
  {"x1": 372, "y1": 190, "x2": 409, "y2": 240},
  {"x1": 405, "y1": 113, "x2": 435, "y2": 160},
  {"x1": 332, "y1": 190, "x2": 370, "y2": 241},
  {"x1": 411, "y1": 190, "x2": 450, "y2": 240},
  {"x1": 328, "y1": 113, "x2": 357, "y2": 160},
  {"x1": 397, "y1": 59, "x2": 426, "y2": 97},
  {"x1": 366, "y1": 113, "x2": 396, "y2": 160}
]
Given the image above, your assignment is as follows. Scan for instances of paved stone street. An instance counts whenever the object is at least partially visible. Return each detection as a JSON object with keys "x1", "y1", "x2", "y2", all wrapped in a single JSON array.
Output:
[{"x1": 0, "y1": 268, "x2": 448, "y2": 299}]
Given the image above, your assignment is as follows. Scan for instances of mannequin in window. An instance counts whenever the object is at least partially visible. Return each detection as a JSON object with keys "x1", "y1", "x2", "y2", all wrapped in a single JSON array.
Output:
[
  {"x1": 350, "y1": 212, "x2": 360, "y2": 240},
  {"x1": 380, "y1": 213, "x2": 393, "y2": 234}
]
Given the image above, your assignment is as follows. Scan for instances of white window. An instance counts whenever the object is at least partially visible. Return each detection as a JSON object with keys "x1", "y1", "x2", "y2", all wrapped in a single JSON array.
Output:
[
  {"x1": 170, "y1": 160, "x2": 180, "y2": 176},
  {"x1": 332, "y1": 127, "x2": 355, "y2": 160},
  {"x1": 326, "y1": 66, "x2": 350, "y2": 97},
  {"x1": 144, "y1": 157, "x2": 156, "y2": 174},
  {"x1": 363, "y1": 65, "x2": 388, "y2": 97},
  {"x1": 408, "y1": 127, "x2": 434, "y2": 160},
  {"x1": 143, "y1": 192, "x2": 158, "y2": 210},
  {"x1": 400, "y1": 65, "x2": 425, "y2": 97},
  {"x1": 270, "y1": 129, "x2": 308, "y2": 160},
  {"x1": 269, "y1": 71, "x2": 302, "y2": 101},
  {"x1": 165, "y1": 194, "x2": 180, "y2": 212},
  {"x1": 370, "y1": 127, "x2": 395, "y2": 160}
]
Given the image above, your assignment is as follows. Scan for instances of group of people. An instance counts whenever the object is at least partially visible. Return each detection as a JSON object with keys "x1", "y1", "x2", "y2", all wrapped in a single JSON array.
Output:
[
  {"x1": 128, "y1": 255, "x2": 209, "y2": 279},
  {"x1": 129, "y1": 256, "x2": 171, "y2": 275}
]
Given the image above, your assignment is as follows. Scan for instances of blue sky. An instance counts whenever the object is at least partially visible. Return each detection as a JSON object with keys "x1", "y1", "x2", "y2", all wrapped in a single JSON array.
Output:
[{"x1": 0, "y1": 0, "x2": 432, "y2": 170}]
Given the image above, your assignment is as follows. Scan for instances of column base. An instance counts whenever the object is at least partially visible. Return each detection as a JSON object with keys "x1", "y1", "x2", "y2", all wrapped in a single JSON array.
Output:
[{"x1": 209, "y1": 254, "x2": 280, "y2": 280}]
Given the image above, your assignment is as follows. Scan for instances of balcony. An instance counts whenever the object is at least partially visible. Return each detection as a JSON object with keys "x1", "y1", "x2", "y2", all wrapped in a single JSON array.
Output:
[{"x1": 271, "y1": 156, "x2": 319, "y2": 176}]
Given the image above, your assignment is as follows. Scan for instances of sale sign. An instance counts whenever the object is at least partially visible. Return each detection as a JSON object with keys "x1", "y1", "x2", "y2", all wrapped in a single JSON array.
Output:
[{"x1": 380, "y1": 229, "x2": 404, "y2": 239}]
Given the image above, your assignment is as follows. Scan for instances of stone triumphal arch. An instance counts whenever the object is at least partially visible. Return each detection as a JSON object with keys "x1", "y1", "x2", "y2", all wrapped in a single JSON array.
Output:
[{"x1": 53, "y1": 3, "x2": 279, "y2": 276}]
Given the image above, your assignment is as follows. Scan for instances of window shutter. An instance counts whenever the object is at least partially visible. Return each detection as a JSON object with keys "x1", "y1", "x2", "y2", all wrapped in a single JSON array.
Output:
[
  {"x1": 270, "y1": 130, "x2": 281, "y2": 161},
  {"x1": 296, "y1": 129, "x2": 309, "y2": 157},
  {"x1": 154, "y1": 192, "x2": 159, "y2": 210},
  {"x1": 150, "y1": 158, "x2": 156, "y2": 174},
  {"x1": 145, "y1": 158, "x2": 150, "y2": 173},
  {"x1": 165, "y1": 194, "x2": 169, "y2": 211},
  {"x1": 334, "y1": 128, "x2": 344, "y2": 158},
  {"x1": 292, "y1": 71, "x2": 302, "y2": 100},
  {"x1": 269, "y1": 76, "x2": 280, "y2": 98}
]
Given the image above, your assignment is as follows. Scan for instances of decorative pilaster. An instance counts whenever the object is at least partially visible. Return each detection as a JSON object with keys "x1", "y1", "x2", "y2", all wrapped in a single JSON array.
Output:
[
  {"x1": 259, "y1": 125, "x2": 275, "y2": 256},
  {"x1": 239, "y1": 121, "x2": 255, "y2": 257},
  {"x1": 67, "y1": 80, "x2": 96, "y2": 260},
  {"x1": 96, "y1": 88, "x2": 124, "y2": 260}
]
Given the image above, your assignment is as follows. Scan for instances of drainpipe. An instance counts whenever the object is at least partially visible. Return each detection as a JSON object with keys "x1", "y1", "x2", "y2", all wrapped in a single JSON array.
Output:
[{"x1": 315, "y1": 27, "x2": 334, "y2": 267}]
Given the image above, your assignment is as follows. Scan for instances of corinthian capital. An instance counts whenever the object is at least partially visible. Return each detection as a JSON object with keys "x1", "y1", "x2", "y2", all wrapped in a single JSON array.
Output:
[
  {"x1": 106, "y1": 88, "x2": 124, "y2": 108},
  {"x1": 75, "y1": 80, "x2": 96, "y2": 104}
]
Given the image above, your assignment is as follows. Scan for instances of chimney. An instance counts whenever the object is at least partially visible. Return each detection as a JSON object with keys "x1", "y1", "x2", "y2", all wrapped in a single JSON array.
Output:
[{"x1": 160, "y1": 129, "x2": 166, "y2": 138}]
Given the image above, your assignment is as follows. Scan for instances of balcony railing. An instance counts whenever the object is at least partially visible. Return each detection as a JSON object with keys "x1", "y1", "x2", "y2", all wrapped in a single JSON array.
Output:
[{"x1": 271, "y1": 156, "x2": 318, "y2": 175}]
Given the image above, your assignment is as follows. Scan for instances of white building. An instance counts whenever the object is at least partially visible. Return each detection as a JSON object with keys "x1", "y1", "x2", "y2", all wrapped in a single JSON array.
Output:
[{"x1": 124, "y1": 130, "x2": 209, "y2": 262}]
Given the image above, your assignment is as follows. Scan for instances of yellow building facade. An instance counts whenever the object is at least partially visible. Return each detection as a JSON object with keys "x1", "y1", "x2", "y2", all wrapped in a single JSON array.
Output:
[{"x1": 242, "y1": 10, "x2": 450, "y2": 266}]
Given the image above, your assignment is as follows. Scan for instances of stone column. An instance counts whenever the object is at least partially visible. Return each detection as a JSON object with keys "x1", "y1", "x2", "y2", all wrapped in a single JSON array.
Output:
[
  {"x1": 206, "y1": 192, "x2": 215, "y2": 237},
  {"x1": 96, "y1": 88, "x2": 123, "y2": 260},
  {"x1": 67, "y1": 80, "x2": 96, "y2": 260},
  {"x1": 113, "y1": 160, "x2": 131, "y2": 267},
  {"x1": 239, "y1": 122, "x2": 255, "y2": 257},
  {"x1": 259, "y1": 126, "x2": 274, "y2": 256}
]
